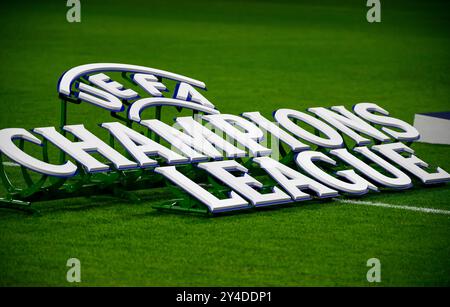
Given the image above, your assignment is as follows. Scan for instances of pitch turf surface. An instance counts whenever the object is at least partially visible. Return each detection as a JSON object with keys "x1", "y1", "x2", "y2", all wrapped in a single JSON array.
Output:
[{"x1": 0, "y1": 0, "x2": 449, "y2": 286}]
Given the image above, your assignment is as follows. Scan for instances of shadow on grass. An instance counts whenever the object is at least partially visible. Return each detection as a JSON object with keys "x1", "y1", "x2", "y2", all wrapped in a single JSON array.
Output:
[{"x1": 0, "y1": 182, "x2": 447, "y2": 219}]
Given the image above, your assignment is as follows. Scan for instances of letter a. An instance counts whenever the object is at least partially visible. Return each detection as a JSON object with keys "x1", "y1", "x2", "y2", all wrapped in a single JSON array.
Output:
[
  {"x1": 66, "y1": 258, "x2": 81, "y2": 282},
  {"x1": 366, "y1": 258, "x2": 381, "y2": 282},
  {"x1": 366, "y1": 0, "x2": 381, "y2": 23},
  {"x1": 66, "y1": 0, "x2": 81, "y2": 23}
]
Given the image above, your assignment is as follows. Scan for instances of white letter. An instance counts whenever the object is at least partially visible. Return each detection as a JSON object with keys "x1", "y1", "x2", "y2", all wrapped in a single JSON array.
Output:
[
  {"x1": 295, "y1": 151, "x2": 378, "y2": 194},
  {"x1": 0, "y1": 128, "x2": 77, "y2": 177},
  {"x1": 274, "y1": 109, "x2": 343, "y2": 148},
  {"x1": 366, "y1": 0, "x2": 381, "y2": 23},
  {"x1": 133, "y1": 73, "x2": 167, "y2": 97},
  {"x1": 372, "y1": 142, "x2": 450, "y2": 184},
  {"x1": 242, "y1": 111, "x2": 310, "y2": 152},
  {"x1": 66, "y1": 258, "x2": 81, "y2": 282},
  {"x1": 330, "y1": 147, "x2": 412, "y2": 189},
  {"x1": 175, "y1": 116, "x2": 245, "y2": 158},
  {"x1": 174, "y1": 82, "x2": 215, "y2": 109},
  {"x1": 198, "y1": 160, "x2": 291, "y2": 206},
  {"x1": 34, "y1": 125, "x2": 137, "y2": 173},
  {"x1": 101, "y1": 122, "x2": 188, "y2": 166},
  {"x1": 77, "y1": 82, "x2": 123, "y2": 111},
  {"x1": 155, "y1": 166, "x2": 249, "y2": 213},
  {"x1": 308, "y1": 106, "x2": 391, "y2": 145},
  {"x1": 366, "y1": 258, "x2": 381, "y2": 282},
  {"x1": 254, "y1": 156, "x2": 339, "y2": 200},
  {"x1": 88, "y1": 73, "x2": 138, "y2": 99},
  {"x1": 353, "y1": 103, "x2": 419, "y2": 141},
  {"x1": 138, "y1": 119, "x2": 213, "y2": 162},
  {"x1": 66, "y1": 0, "x2": 81, "y2": 23},
  {"x1": 203, "y1": 114, "x2": 271, "y2": 156}
]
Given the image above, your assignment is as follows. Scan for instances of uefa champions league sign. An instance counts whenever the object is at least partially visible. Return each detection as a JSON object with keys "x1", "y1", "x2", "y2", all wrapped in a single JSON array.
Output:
[{"x1": 0, "y1": 63, "x2": 448, "y2": 214}]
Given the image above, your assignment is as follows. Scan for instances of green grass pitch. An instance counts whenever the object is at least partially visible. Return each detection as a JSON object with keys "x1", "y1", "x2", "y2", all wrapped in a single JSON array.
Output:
[{"x1": 0, "y1": 0, "x2": 449, "y2": 286}]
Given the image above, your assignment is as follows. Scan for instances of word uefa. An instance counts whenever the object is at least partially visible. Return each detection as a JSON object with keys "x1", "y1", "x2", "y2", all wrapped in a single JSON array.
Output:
[{"x1": 0, "y1": 63, "x2": 448, "y2": 214}]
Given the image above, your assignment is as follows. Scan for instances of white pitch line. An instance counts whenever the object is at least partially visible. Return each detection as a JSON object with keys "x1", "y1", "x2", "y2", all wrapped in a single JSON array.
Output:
[
  {"x1": 333, "y1": 198, "x2": 450, "y2": 216},
  {"x1": 2, "y1": 162, "x2": 20, "y2": 167}
]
